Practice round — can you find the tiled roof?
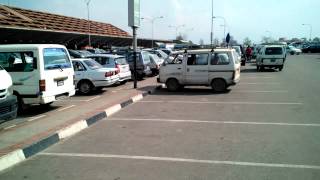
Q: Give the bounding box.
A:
[0,5,130,38]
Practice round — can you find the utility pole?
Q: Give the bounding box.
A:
[141,16,163,49]
[86,0,92,47]
[210,0,213,47]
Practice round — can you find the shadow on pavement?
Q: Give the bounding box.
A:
[18,104,61,117]
[241,68,277,73]
[150,87,231,96]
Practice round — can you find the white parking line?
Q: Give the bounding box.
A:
[28,115,46,122]
[233,90,288,93]
[40,152,320,170]
[57,105,76,112]
[4,124,17,130]
[240,82,280,85]
[85,96,101,102]
[108,118,320,127]
[139,100,303,105]
[241,77,273,79]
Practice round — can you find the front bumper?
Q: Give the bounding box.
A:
[0,95,18,120]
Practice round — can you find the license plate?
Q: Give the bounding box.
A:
[57,80,64,86]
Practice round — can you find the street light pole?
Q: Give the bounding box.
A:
[141,16,163,48]
[213,16,226,42]
[210,0,213,47]
[302,24,312,41]
[86,0,92,47]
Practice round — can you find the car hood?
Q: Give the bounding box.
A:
[0,70,12,89]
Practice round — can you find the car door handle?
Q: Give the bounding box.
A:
[177,68,182,70]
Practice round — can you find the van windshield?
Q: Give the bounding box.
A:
[44,48,72,70]
[265,47,283,55]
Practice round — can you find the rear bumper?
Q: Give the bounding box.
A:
[118,71,132,82]
[0,95,18,120]
[93,77,119,87]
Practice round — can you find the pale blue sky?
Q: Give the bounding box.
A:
[0,0,319,44]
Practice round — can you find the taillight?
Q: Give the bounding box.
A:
[116,64,120,74]
[105,71,114,77]
[39,80,46,92]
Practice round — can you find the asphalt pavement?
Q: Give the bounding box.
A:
[1,54,320,180]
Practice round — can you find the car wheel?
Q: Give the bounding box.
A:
[78,81,93,95]
[17,95,27,114]
[290,51,295,55]
[279,65,283,71]
[257,66,260,71]
[166,79,180,92]
[211,79,227,92]
[119,80,127,85]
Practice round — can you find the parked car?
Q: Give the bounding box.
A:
[286,45,302,55]
[86,48,109,54]
[0,44,76,111]
[145,49,168,60]
[149,54,164,75]
[68,49,93,58]
[0,65,17,120]
[158,48,241,92]
[125,51,153,80]
[302,44,320,53]
[72,58,119,94]
[87,54,131,84]
[159,48,173,55]
[256,45,286,71]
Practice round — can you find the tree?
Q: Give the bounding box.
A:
[243,37,252,46]
[199,39,204,45]
[301,38,307,42]
[176,34,184,41]
[313,37,320,42]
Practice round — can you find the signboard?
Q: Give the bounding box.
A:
[128,0,140,27]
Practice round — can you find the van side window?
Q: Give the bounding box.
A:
[0,52,35,72]
[187,54,208,65]
[72,61,86,71]
[211,53,230,65]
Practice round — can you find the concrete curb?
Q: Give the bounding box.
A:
[0,85,161,172]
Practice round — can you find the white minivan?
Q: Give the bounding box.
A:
[0,44,75,110]
[158,49,241,92]
[0,65,17,120]
[256,45,286,71]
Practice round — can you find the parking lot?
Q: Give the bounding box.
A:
[0,54,319,179]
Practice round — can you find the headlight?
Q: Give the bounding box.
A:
[8,85,13,95]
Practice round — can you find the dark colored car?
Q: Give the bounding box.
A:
[302,45,320,53]
[124,51,153,79]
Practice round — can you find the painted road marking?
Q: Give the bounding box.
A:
[139,100,303,105]
[28,115,46,122]
[58,96,101,102]
[233,90,288,93]
[241,77,273,79]
[85,96,101,102]
[40,152,320,170]
[57,105,76,112]
[240,82,281,85]
[108,118,320,127]
[4,124,16,130]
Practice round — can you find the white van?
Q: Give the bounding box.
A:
[0,44,75,110]
[158,49,241,92]
[256,45,286,71]
[0,65,17,120]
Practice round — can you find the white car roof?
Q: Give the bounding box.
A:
[87,54,124,58]
[0,44,66,50]
[172,48,235,54]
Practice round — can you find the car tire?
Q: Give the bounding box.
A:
[166,78,180,92]
[119,80,127,85]
[78,81,93,95]
[17,95,27,114]
[279,66,283,71]
[211,79,227,92]
[257,66,260,71]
